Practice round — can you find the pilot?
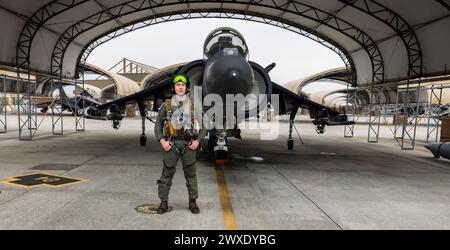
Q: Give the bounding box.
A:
[154,74,207,214]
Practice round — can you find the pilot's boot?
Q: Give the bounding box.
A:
[189,199,200,214]
[157,201,172,214]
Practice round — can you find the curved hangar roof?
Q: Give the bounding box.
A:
[83,63,139,97]
[284,67,350,93]
[0,0,449,87]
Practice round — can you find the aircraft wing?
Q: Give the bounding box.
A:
[271,82,354,127]
[86,79,172,119]
[86,64,353,130]
[97,81,169,110]
[87,62,189,117]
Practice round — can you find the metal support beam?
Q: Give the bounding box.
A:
[51,79,63,135]
[344,78,357,138]
[16,74,37,140]
[435,0,450,11]
[367,85,381,143]
[0,75,7,133]
[393,86,403,141]
[340,0,423,79]
[75,64,86,132]
[379,90,399,139]
[16,0,89,73]
[426,84,443,143]
[397,82,422,150]
[13,0,91,140]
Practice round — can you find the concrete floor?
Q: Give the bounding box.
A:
[0,114,449,229]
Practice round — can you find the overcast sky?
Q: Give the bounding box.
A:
[87,18,345,93]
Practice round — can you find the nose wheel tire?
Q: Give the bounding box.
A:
[140,134,147,146]
[208,136,217,151]
[287,139,294,150]
[215,150,230,165]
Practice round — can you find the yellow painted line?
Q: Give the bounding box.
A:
[215,165,238,230]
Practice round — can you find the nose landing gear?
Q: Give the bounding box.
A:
[210,130,230,165]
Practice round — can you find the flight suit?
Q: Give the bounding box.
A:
[154,95,207,202]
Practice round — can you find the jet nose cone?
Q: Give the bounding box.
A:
[202,54,253,97]
[424,143,441,158]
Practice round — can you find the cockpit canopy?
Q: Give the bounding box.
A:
[203,27,249,59]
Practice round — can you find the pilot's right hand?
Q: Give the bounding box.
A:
[160,139,172,152]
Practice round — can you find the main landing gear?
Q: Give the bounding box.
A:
[287,108,298,150]
[138,102,148,146]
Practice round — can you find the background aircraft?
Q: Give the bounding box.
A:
[38,89,102,116]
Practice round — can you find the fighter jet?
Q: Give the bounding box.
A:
[38,89,102,116]
[87,27,353,161]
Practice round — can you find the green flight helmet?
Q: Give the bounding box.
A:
[172,74,190,93]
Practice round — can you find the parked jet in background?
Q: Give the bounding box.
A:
[38,90,102,116]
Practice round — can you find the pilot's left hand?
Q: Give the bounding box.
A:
[189,139,200,150]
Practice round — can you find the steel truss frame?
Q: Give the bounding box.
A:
[75,64,86,132]
[51,77,85,134]
[46,0,384,83]
[393,83,422,150]
[383,83,449,145]
[426,84,443,143]
[378,88,399,132]
[339,0,424,146]
[345,75,357,138]
[339,0,422,79]
[435,0,450,11]
[367,85,383,142]
[15,74,38,140]
[16,0,89,73]
[322,88,370,106]
[78,11,355,83]
[347,82,435,150]
[14,1,86,139]
[366,84,425,149]
[15,0,89,139]
[0,75,6,133]
[105,58,157,74]
[367,87,401,143]
[367,86,397,143]
[50,78,63,135]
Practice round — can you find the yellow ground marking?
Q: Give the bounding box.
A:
[215,165,238,230]
[0,172,88,188]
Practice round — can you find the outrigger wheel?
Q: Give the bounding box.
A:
[316,124,325,134]
[287,139,294,150]
[140,134,147,146]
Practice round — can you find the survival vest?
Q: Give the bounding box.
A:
[162,98,198,140]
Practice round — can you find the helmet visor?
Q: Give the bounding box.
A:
[173,75,188,85]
